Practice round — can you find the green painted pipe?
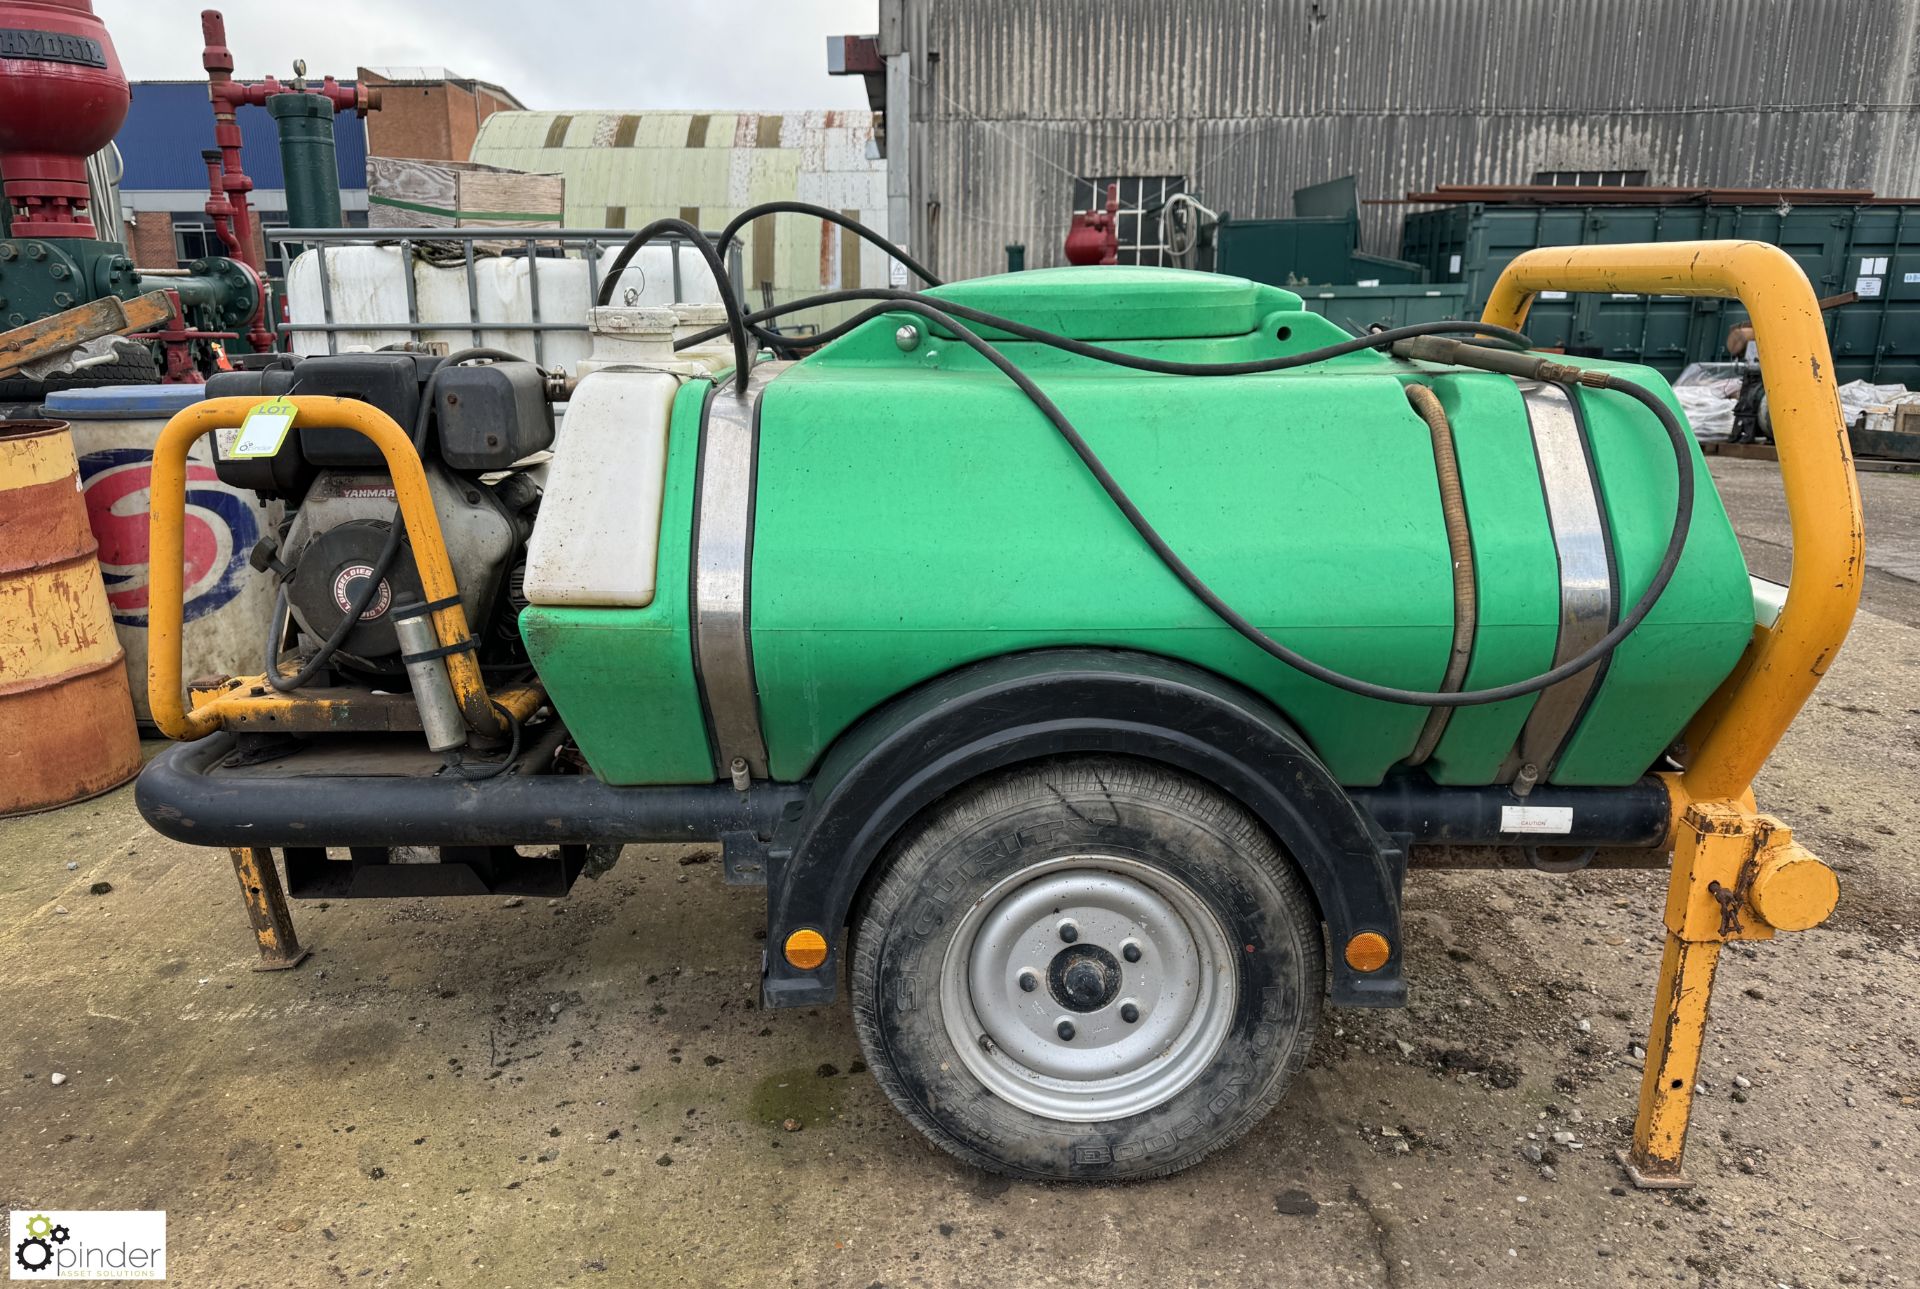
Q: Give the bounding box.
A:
[267,92,342,252]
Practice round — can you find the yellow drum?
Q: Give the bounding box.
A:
[0,419,141,815]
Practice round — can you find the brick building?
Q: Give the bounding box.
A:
[358,67,525,169]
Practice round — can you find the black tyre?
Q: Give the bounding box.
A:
[851,756,1324,1180]
[0,342,161,403]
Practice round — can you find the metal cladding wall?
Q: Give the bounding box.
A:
[889,0,1920,280]
[470,109,887,316]
[114,81,367,195]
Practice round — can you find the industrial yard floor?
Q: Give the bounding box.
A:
[3,457,1916,1288]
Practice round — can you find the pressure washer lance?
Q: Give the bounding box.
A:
[390,599,468,755]
[1387,334,1618,389]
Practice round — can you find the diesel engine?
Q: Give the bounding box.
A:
[208,351,552,682]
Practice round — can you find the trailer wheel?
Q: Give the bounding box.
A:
[850,756,1323,1180]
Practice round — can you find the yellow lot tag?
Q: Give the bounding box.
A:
[227,399,297,458]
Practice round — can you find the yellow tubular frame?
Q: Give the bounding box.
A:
[147,395,507,742]
[1482,241,1862,1188]
[1482,240,1864,807]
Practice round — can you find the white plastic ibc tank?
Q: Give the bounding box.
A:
[285,242,722,372]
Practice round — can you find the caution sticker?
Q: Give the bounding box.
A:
[1500,804,1574,835]
[225,399,297,458]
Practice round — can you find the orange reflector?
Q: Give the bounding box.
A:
[1344,932,1392,973]
[783,928,829,970]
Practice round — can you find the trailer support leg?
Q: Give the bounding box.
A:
[1617,801,1836,1189]
[1619,934,1721,1187]
[229,846,310,970]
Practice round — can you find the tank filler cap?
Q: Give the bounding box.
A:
[586,306,678,366]
[671,303,727,326]
[671,303,732,347]
[589,306,677,336]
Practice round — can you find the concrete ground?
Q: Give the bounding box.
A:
[2,456,1915,1288]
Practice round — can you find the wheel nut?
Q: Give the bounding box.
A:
[1122,941,1142,963]
[1018,970,1038,993]
[1120,1002,1140,1024]
[1056,1020,1076,1041]
[1058,921,1078,943]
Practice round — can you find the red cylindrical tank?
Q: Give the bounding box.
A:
[0,0,129,238]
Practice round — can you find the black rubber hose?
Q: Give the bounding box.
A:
[713,200,943,288]
[669,203,1527,368]
[264,346,526,693]
[812,298,1694,709]
[591,217,752,393]
[678,286,1535,374]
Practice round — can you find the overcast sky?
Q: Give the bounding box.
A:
[94,1,879,112]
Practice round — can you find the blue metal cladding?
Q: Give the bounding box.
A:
[113,81,368,194]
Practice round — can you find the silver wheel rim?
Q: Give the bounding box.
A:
[939,854,1238,1122]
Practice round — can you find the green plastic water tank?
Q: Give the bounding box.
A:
[523,268,1754,791]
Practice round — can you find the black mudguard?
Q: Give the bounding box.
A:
[762,648,1407,1010]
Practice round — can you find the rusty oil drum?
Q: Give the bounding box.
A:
[0,420,142,815]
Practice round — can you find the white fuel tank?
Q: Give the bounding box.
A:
[521,368,679,607]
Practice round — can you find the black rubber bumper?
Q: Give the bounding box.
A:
[135,733,803,850]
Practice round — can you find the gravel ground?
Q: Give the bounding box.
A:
[1,457,1915,1287]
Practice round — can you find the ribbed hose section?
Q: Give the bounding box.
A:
[1405,383,1478,765]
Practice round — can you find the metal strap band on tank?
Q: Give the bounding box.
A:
[691,360,789,781]
[1503,380,1617,786]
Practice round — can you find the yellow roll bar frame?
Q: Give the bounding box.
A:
[147,395,507,742]
[1482,240,1864,806]
[1482,241,1862,1188]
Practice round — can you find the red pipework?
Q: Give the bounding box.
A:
[198,8,380,276]
[155,288,205,385]
[1065,183,1121,267]
[195,143,273,352]
[199,148,240,258]
[200,8,260,273]
[197,8,378,350]
[0,0,130,237]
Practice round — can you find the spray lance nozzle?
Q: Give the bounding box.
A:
[1390,334,1615,388]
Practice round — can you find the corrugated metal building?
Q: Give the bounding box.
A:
[469,109,887,313]
[871,0,1920,280]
